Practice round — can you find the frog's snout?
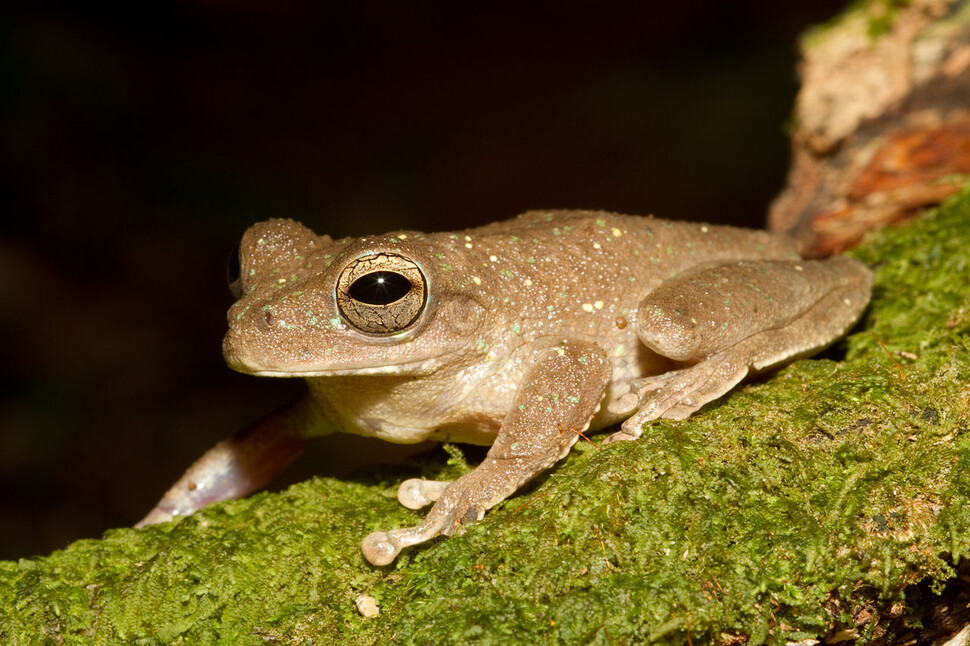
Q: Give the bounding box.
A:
[221,326,251,373]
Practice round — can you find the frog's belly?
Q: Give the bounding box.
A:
[441,338,677,440]
[311,337,674,445]
[427,417,502,445]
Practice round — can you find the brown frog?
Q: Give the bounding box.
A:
[137,210,872,565]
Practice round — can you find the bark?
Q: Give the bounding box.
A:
[770,0,970,257]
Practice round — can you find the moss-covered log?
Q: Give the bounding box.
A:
[4,187,970,643]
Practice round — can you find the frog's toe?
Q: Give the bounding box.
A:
[361,531,400,566]
[397,478,451,510]
[361,505,455,565]
[604,425,641,444]
[630,373,671,394]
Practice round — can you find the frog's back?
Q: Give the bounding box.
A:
[457,210,799,279]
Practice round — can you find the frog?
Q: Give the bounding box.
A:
[136,210,872,566]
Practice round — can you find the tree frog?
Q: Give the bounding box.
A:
[137,211,871,566]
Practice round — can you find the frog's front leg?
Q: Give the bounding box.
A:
[610,256,872,442]
[360,339,611,566]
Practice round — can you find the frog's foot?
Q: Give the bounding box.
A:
[362,456,530,565]
[610,349,750,442]
[362,479,488,566]
[397,478,452,510]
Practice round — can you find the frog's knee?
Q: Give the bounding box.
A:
[635,296,709,362]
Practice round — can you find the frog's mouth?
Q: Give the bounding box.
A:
[221,332,449,378]
[233,360,442,379]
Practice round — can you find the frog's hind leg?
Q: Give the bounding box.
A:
[608,256,872,443]
[135,396,322,527]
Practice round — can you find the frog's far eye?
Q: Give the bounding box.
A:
[228,241,244,300]
[337,253,427,335]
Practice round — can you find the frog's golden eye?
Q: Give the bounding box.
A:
[336,253,427,335]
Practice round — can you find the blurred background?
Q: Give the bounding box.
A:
[0,0,847,560]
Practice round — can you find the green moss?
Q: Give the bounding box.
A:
[4,188,970,644]
[800,0,915,49]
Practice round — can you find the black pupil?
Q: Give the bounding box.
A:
[348,271,412,305]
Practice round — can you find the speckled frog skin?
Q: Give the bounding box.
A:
[138,210,872,565]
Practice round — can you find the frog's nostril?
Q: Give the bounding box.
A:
[263,310,277,327]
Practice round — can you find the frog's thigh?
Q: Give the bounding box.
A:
[636,257,871,363]
[615,257,871,438]
[360,339,611,566]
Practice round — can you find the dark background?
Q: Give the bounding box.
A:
[0,0,846,560]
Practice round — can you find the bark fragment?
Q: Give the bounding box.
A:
[770,0,970,257]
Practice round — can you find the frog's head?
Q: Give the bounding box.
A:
[223,219,487,377]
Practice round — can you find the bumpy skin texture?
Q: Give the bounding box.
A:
[138,210,872,565]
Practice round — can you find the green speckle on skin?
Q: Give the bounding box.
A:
[329,317,340,327]
[440,263,452,272]
[249,268,256,276]
[499,269,514,279]
[511,323,522,334]
[308,316,319,326]
[8,188,970,644]
[596,218,606,227]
